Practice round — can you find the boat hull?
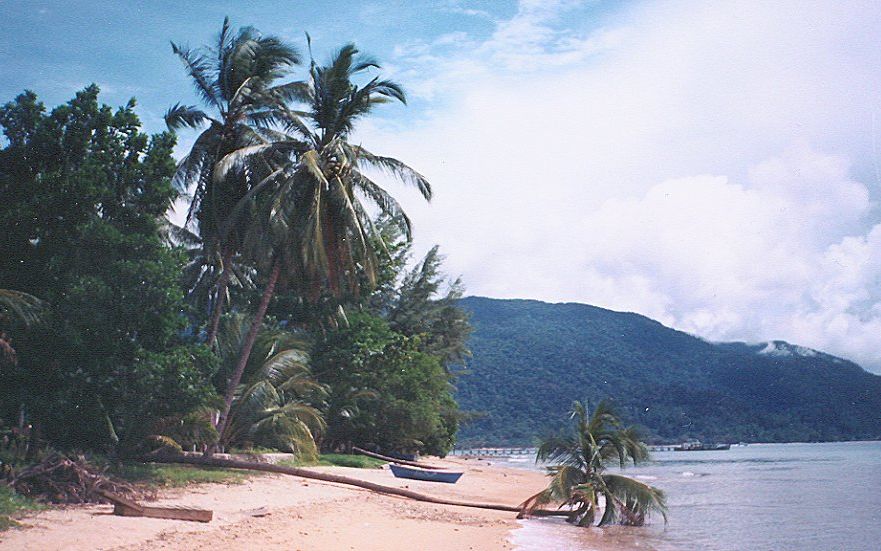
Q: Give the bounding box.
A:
[389,464,463,484]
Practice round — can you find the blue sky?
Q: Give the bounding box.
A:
[6,1,881,372]
[1,1,530,130]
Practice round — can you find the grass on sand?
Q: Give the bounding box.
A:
[279,453,387,469]
[113,453,385,488]
[110,463,250,488]
[0,485,43,531]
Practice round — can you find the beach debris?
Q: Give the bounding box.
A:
[7,452,141,504]
[98,490,213,522]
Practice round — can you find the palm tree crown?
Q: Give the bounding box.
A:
[223,40,432,299]
[166,18,302,342]
[520,400,667,527]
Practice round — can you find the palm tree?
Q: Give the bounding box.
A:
[215,315,325,459]
[168,222,256,319]
[210,42,432,447]
[165,18,302,345]
[0,289,44,365]
[519,400,667,527]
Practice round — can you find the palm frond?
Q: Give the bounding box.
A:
[165,103,211,131]
[354,148,431,200]
[599,474,667,526]
[0,289,45,326]
[171,42,221,109]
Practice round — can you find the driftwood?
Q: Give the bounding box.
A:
[9,453,142,504]
[98,490,212,523]
[351,446,444,470]
[146,453,569,517]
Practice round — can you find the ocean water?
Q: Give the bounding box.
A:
[507,441,881,551]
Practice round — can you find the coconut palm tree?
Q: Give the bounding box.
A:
[519,400,667,527]
[215,314,325,459]
[210,42,432,447]
[167,221,256,319]
[165,18,302,345]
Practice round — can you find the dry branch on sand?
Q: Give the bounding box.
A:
[7,453,143,504]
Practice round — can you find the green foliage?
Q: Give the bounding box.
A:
[455,297,881,445]
[0,486,42,531]
[166,17,303,330]
[311,313,458,456]
[216,315,325,458]
[0,87,217,453]
[522,400,666,527]
[278,453,386,469]
[0,25,467,464]
[365,221,471,368]
[110,463,248,487]
[217,41,432,301]
[318,453,386,468]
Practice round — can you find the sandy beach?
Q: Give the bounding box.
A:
[0,457,554,551]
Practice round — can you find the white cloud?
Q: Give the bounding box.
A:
[364,0,881,371]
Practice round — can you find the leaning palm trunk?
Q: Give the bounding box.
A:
[210,260,282,454]
[147,453,570,517]
[205,248,235,346]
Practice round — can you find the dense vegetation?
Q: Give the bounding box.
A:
[0,18,468,468]
[0,87,216,453]
[455,297,881,445]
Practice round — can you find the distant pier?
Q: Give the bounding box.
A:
[450,447,537,457]
[648,444,680,451]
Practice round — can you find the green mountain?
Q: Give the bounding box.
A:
[453,297,881,446]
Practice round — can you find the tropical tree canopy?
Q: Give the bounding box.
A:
[0,289,44,366]
[205,38,437,451]
[0,87,217,453]
[520,400,667,527]
[221,41,432,300]
[311,313,458,456]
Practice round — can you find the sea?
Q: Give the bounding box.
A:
[504,441,881,551]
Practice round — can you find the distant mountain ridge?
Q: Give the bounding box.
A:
[453,297,881,446]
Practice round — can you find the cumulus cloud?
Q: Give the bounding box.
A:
[365,0,881,371]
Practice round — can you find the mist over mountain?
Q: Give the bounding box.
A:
[453,297,881,446]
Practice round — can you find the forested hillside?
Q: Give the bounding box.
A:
[454,297,881,445]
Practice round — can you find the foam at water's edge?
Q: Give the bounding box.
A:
[508,518,602,551]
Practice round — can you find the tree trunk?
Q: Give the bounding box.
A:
[205,248,235,347]
[208,260,281,455]
[146,453,570,517]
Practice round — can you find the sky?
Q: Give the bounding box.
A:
[4,0,881,372]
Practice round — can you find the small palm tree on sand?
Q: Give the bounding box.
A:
[519,400,667,527]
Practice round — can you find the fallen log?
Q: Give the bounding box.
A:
[145,453,568,518]
[98,490,213,523]
[351,446,444,470]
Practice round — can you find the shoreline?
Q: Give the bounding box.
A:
[0,457,559,551]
